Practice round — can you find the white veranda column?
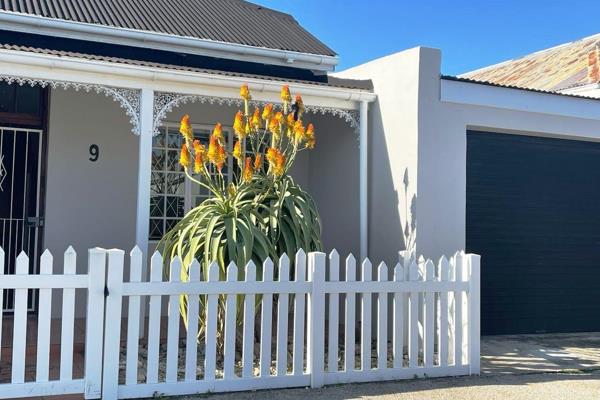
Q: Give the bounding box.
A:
[135,87,154,334]
[359,100,369,261]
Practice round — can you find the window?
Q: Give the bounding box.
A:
[149,123,235,241]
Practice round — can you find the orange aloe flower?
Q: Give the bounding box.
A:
[254,154,263,170]
[240,84,251,101]
[233,140,242,161]
[194,152,204,174]
[286,113,296,138]
[266,147,278,164]
[233,111,245,137]
[208,135,226,171]
[262,103,273,121]
[280,85,292,103]
[179,143,191,168]
[179,114,193,140]
[243,157,253,183]
[212,122,224,142]
[251,108,261,130]
[305,123,316,149]
[273,152,286,177]
[295,94,305,119]
[293,120,305,144]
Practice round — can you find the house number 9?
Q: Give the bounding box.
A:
[89,144,99,162]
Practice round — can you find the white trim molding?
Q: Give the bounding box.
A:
[0,74,141,135]
[153,92,360,137]
[441,78,600,121]
[0,11,339,72]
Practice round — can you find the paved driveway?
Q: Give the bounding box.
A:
[180,332,600,400]
[481,332,600,374]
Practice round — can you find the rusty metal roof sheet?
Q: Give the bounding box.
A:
[462,34,600,91]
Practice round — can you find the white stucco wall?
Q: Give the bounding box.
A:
[336,48,422,265]
[45,88,138,315]
[341,47,600,262]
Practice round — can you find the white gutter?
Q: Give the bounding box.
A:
[0,11,339,72]
[359,100,369,262]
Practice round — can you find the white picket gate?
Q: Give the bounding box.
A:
[0,247,105,399]
[0,246,480,399]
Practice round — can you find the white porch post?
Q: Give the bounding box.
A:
[359,100,369,262]
[136,87,154,334]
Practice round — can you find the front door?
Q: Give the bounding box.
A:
[0,82,47,312]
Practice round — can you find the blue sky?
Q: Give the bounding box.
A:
[255,0,600,75]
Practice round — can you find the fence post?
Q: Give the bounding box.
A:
[102,249,125,399]
[308,252,326,388]
[468,254,481,375]
[84,248,107,399]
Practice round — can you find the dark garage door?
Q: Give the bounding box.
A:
[466,130,600,335]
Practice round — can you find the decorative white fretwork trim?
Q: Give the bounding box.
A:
[153,92,360,137]
[0,75,141,135]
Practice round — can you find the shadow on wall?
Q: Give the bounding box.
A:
[367,101,416,265]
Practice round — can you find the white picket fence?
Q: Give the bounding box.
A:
[0,246,480,399]
[0,247,105,399]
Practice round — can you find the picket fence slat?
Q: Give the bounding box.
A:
[439,256,450,367]
[455,253,464,367]
[60,247,77,381]
[12,252,28,384]
[0,245,480,400]
[146,252,163,384]
[408,260,419,368]
[242,261,256,378]
[377,263,388,370]
[276,255,290,376]
[260,259,274,378]
[166,258,181,383]
[392,263,404,369]
[344,255,356,372]
[292,250,306,376]
[223,262,237,380]
[205,262,220,380]
[360,259,372,371]
[126,247,143,385]
[36,250,53,383]
[184,260,200,382]
[424,260,435,368]
[327,250,340,372]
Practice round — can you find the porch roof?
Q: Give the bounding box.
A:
[0,42,372,92]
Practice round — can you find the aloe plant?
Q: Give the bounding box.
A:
[157,84,322,343]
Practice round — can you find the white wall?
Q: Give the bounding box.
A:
[341,47,600,262]
[45,88,138,315]
[336,48,422,265]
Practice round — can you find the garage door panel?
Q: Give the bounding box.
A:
[466,131,600,335]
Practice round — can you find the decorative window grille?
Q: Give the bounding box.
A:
[149,123,236,241]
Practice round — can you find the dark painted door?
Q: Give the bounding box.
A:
[466,131,600,335]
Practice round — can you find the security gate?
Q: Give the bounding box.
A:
[0,127,45,312]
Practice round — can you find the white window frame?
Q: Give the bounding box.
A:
[149,122,235,242]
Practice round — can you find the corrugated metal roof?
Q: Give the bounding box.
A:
[461,33,600,91]
[0,0,336,56]
[0,42,371,90]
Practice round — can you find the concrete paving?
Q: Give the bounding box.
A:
[481,332,600,375]
[179,332,600,400]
